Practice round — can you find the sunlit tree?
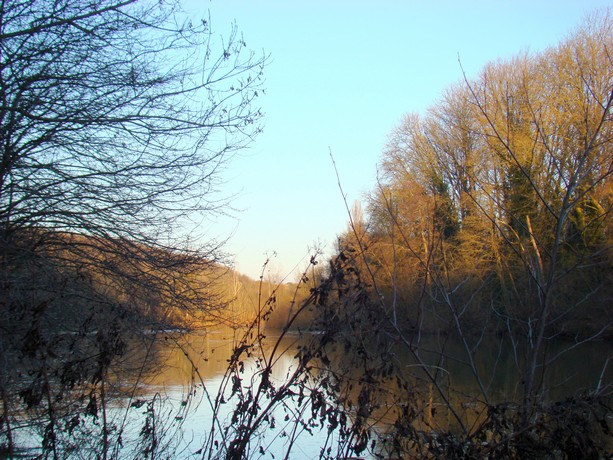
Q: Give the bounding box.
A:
[361,8,613,440]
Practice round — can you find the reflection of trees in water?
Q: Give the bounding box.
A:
[303,238,613,458]
[142,329,243,388]
[322,331,613,436]
[98,279,613,459]
[5,269,611,459]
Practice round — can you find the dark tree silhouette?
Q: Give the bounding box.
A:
[0,1,266,456]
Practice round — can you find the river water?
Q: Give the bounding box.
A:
[108,327,613,459]
[8,327,613,458]
[113,328,343,459]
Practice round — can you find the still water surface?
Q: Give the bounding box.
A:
[117,328,613,458]
[123,329,335,459]
[12,327,611,458]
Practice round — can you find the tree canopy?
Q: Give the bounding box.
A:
[333,8,613,420]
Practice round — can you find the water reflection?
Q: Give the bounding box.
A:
[112,329,610,456]
[7,325,611,458]
[120,328,329,459]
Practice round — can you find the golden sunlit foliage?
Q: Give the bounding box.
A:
[323,12,613,446]
[340,10,612,338]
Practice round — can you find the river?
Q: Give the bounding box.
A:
[109,327,613,458]
[7,327,613,458]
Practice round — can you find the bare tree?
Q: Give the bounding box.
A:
[0,0,264,247]
[0,0,266,456]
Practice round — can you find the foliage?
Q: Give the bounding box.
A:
[358,9,613,340]
[1,4,611,460]
[325,9,613,458]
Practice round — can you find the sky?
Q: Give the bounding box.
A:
[184,0,611,281]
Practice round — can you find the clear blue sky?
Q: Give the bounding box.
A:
[185,0,610,280]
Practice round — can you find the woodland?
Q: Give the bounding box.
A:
[339,10,612,340]
[0,1,611,458]
[318,10,613,457]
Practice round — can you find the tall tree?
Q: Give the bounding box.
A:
[363,8,612,433]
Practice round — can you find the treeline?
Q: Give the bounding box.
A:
[337,11,612,338]
[291,14,613,456]
[214,265,318,330]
